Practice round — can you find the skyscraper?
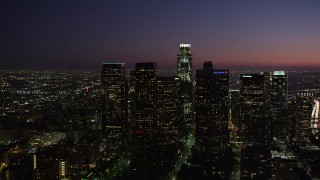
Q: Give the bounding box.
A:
[194,62,229,164]
[212,68,229,149]
[156,76,182,173]
[177,43,193,135]
[270,71,288,109]
[269,71,288,140]
[101,63,127,158]
[131,62,157,176]
[230,89,240,139]
[295,91,313,144]
[177,43,193,83]
[311,99,320,139]
[156,76,182,145]
[263,72,272,107]
[263,72,272,125]
[239,74,267,142]
[134,62,157,132]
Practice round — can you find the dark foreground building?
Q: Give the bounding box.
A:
[239,74,267,142]
[241,144,271,179]
[194,62,229,165]
[101,63,128,159]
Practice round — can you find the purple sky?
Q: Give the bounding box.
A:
[1,0,320,70]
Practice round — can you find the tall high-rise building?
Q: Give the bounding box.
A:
[230,89,240,139]
[127,71,136,143]
[177,43,193,135]
[263,72,272,110]
[295,91,313,144]
[311,99,320,139]
[265,71,288,140]
[134,62,157,131]
[263,72,272,125]
[212,68,229,150]
[194,62,229,164]
[131,62,157,174]
[270,71,288,109]
[101,63,127,158]
[239,74,267,142]
[177,43,193,83]
[156,76,182,171]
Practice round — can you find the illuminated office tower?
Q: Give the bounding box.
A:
[263,72,272,122]
[134,62,157,131]
[131,62,157,173]
[269,71,288,140]
[101,63,127,158]
[295,91,313,144]
[271,71,288,109]
[230,90,240,138]
[311,99,320,139]
[212,68,229,151]
[156,77,182,170]
[126,71,136,143]
[177,43,193,83]
[177,43,193,135]
[195,62,229,164]
[239,74,267,142]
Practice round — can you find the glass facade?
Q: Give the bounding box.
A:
[101,63,127,158]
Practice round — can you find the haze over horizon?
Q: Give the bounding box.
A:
[1,0,320,70]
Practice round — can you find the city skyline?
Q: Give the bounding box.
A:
[1,48,320,178]
[1,0,320,70]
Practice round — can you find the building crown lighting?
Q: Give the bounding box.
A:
[273,71,285,76]
[180,43,191,48]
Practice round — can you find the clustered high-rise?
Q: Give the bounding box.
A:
[101,45,318,180]
[1,46,319,179]
[101,44,231,178]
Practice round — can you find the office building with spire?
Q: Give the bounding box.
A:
[177,43,193,135]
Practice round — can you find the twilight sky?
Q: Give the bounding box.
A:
[1,0,320,70]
